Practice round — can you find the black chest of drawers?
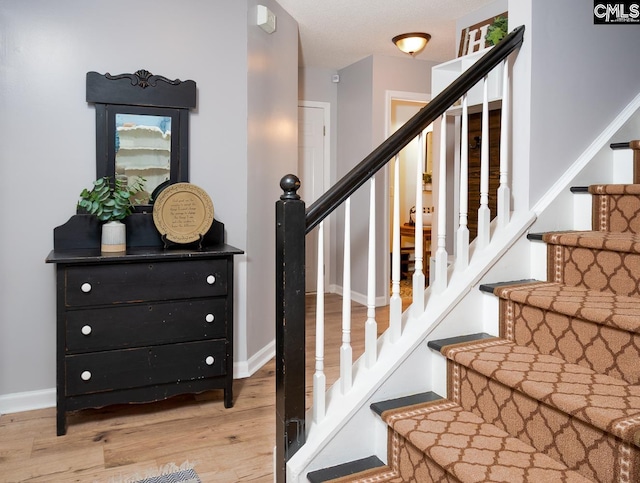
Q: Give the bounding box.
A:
[46,214,242,435]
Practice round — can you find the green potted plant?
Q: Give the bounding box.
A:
[485,15,508,46]
[78,176,145,253]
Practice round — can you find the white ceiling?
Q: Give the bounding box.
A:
[275,0,497,70]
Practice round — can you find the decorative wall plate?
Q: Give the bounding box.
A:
[152,183,214,244]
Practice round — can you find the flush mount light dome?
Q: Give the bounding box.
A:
[392,32,431,56]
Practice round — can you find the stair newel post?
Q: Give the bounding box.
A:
[275,174,306,482]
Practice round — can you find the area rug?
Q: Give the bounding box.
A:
[134,468,200,483]
[108,462,200,483]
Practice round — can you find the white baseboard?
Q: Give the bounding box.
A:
[234,339,275,379]
[0,388,56,415]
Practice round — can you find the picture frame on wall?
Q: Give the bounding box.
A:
[458,12,508,57]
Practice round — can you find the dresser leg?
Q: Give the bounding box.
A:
[56,407,67,436]
[224,384,233,408]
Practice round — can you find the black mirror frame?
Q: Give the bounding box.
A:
[86,69,196,209]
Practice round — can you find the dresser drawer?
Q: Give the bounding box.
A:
[65,339,227,396]
[65,299,227,353]
[64,259,228,307]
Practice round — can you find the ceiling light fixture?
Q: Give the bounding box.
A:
[392,32,431,56]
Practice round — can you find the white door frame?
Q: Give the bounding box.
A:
[299,100,331,291]
[383,90,430,300]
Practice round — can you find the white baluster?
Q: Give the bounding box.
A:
[365,177,377,368]
[340,199,353,393]
[477,75,491,249]
[389,156,402,342]
[498,57,511,228]
[433,115,449,293]
[412,131,425,314]
[313,221,326,423]
[457,94,470,270]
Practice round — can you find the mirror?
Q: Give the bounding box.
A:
[87,70,196,209]
[115,113,171,203]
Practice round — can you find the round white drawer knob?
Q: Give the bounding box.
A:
[81,371,92,381]
[81,325,92,336]
[205,313,215,323]
[206,275,216,285]
[81,283,92,293]
[205,356,215,366]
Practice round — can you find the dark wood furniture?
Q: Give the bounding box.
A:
[46,214,243,436]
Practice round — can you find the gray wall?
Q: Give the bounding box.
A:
[527,0,640,207]
[246,0,298,366]
[0,0,297,408]
[508,0,640,211]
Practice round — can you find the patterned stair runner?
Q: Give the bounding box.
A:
[493,280,640,384]
[440,337,640,482]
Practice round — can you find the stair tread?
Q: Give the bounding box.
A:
[542,230,640,253]
[381,398,592,482]
[590,183,640,195]
[307,456,388,483]
[427,333,495,353]
[370,391,442,416]
[438,337,640,447]
[490,280,640,334]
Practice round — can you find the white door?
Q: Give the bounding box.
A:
[298,104,326,292]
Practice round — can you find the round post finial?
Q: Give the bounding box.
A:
[280,174,301,200]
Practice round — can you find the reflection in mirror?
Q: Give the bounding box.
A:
[115,114,172,204]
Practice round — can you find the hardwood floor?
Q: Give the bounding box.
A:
[0,293,398,482]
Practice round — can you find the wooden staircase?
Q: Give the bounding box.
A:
[308,182,640,482]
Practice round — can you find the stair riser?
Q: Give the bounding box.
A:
[448,361,640,483]
[500,300,640,384]
[547,245,640,296]
[389,430,460,483]
[592,193,640,233]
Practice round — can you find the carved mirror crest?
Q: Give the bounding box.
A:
[86,69,196,209]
